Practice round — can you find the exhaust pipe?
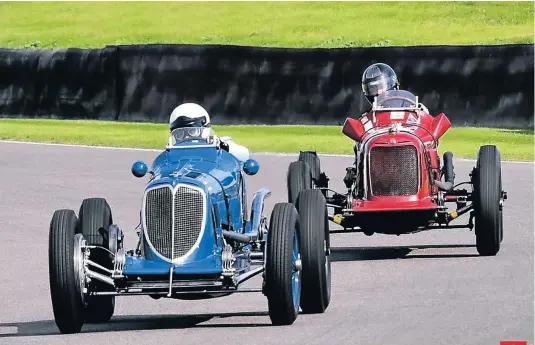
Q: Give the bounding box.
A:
[436,151,455,191]
[222,230,256,243]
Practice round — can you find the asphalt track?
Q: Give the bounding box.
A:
[0,141,533,345]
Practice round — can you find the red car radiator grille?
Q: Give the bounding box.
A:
[368,145,419,196]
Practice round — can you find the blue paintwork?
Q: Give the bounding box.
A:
[123,143,265,278]
[243,158,260,176]
[131,160,148,178]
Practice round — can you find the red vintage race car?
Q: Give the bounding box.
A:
[287,90,507,256]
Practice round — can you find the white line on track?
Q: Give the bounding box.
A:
[0,139,532,165]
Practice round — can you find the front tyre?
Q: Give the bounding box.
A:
[473,145,503,256]
[49,209,85,334]
[297,189,331,314]
[265,203,301,326]
[78,198,115,323]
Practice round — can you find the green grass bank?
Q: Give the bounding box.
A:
[0,119,532,161]
[1,1,533,49]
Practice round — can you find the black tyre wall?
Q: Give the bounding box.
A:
[474,145,502,256]
[48,209,85,334]
[287,161,313,205]
[298,151,321,183]
[265,202,301,325]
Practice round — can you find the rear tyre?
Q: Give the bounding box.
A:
[473,145,503,256]
[49,209,85,334]
[265,203,301,326]
[296,189,331,314]
[298,151,321,184]
[287,161,313,205]
[78,198,115,323]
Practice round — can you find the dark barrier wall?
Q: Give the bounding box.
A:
[1,43,533,127]
[0,47,117,120]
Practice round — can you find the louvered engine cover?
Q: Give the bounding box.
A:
[368,145,419,196]
[143,185,205,261]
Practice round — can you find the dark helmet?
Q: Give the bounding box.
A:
[361,63,400,104]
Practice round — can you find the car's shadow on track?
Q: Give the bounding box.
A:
[331,244,480,262]
[0,311,273,337]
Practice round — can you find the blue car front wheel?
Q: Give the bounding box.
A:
[265,202,302,326]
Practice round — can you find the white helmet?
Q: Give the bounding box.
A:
[169,103,211,131]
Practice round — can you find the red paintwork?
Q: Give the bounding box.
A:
[342,108,452,215]
[351,197,437,212]
[342,117,366,143]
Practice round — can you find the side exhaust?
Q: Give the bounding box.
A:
[436,151,455,191]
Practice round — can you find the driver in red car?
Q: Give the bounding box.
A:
[348,63,434,170]
[360,62,429,116]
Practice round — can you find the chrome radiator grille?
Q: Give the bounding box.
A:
[144,187,173,259]
[173,186,204,257]
[368,145,419,196]
[143,185,205,261]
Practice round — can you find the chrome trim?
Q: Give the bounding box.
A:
[85,268,115,287]
[73,233,88,304]
[142,184,173,264]
[240,171,248,221]
[371,95,420,113]
[86,259,113,274]
[142,183,207,264]
[222,244,235,277]
[250,188,271,235]
[167,266,173,297]
[113,248,126,278]
[165,143,217,150]
[172,183,207,264]
[108,224,122,255]
[91,288,263,296]
[235,266,264,285]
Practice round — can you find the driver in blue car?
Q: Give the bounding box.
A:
[360,62,429,115]
[168,102,251,163]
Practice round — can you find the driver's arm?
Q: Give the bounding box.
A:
[219,136,250,163]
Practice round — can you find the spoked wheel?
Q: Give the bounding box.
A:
[287,161,313,205]
[265,203,302,326]
[473,145,504,256]
[296,189,331,314]
[49,209,87,334]
[78,198,115,323]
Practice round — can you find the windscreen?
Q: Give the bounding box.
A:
[169,127,217,146]
[375,90,418,108]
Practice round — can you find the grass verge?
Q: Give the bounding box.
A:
[1,2,533,49]
[0,119,532,161]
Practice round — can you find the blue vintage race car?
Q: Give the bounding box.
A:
[48,127,332,334]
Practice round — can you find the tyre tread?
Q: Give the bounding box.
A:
[475,145,502,256]
[266,203,299,325]
[296,189,331,314]
[287,161,312,205]
[49,209,85,334]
